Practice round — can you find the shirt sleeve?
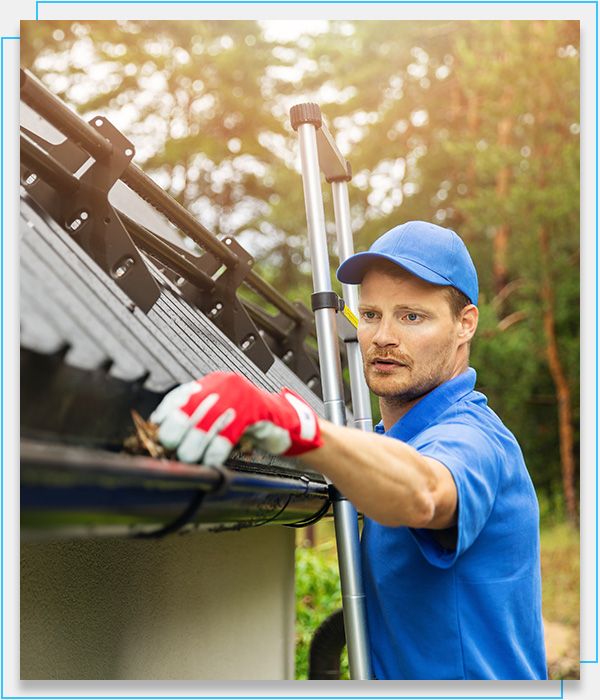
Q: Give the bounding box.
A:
[408,420,502,568]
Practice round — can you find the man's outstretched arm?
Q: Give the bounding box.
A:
[151,372,457,530]
[300,418,457,529]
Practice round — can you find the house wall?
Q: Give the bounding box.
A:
[20,526,296,680]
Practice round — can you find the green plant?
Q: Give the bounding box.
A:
[295,542,349,680]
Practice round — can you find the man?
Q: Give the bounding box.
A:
[151,221,547,680]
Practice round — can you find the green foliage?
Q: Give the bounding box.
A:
[538,491,568,528]
[471,300,563,499]
[295,543,349,680]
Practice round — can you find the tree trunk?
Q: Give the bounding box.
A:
[493,113,512,298]
[466,92,479,193]
[538,225,578,524]
[493,22,514,300]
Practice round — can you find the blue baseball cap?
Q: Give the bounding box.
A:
[336,220,479,305]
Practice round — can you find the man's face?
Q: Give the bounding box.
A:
[357,262,463,405]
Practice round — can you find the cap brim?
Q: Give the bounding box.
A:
[336,251,453,288]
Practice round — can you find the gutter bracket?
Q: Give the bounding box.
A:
[133,464,231,538]
[134,488,207,539]
[285,496,332,528]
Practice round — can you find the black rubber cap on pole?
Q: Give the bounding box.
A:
[290,103,322,131]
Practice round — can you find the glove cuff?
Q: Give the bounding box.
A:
[279,388,323,455]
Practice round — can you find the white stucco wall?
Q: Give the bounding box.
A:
[21,526,296,680]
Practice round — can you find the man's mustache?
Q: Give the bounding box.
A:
[365,351,412,368]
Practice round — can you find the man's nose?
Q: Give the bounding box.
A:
[371,317,399,347]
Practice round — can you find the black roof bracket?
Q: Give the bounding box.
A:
[21,117,161,313]
[179,236,275,373]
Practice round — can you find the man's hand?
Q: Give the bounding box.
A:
[150,372,322,466]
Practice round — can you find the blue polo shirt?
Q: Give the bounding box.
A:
[362,368,547,680]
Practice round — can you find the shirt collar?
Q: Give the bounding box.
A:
[374,367,477,442]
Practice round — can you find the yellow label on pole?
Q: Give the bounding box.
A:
[342,305,359,329]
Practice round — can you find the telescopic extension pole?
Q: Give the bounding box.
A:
[290,103,372,680]
[330,174,374,435]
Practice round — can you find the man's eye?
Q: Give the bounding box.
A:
[405,313,420,322]
[361,311,377,320]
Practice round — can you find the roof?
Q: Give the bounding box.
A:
[20,70,334,538]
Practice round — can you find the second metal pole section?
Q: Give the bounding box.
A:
[290,103,372,680]
[330,173,374,435]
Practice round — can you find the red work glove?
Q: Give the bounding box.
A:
[150,372,323,466]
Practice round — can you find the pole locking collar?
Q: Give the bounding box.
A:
[311,291,340,312]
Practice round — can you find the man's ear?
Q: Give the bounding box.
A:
[458,304,479,343]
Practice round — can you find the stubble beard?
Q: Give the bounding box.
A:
[364,349,455,410]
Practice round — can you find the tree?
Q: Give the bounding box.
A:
[448,20,580,521]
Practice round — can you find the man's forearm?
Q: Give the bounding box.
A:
[298,419,456,528]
